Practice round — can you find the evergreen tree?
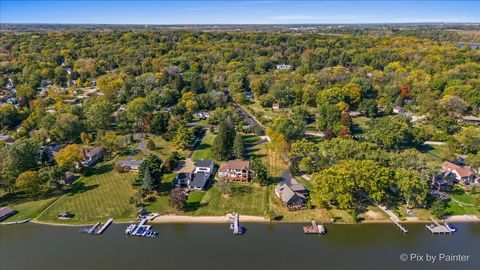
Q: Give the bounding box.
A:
[233,132,244,159]
[250,158,270,185]
[212,118,235,160]
[141,168,154,194]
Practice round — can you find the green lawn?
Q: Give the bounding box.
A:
[446,187,480,216]
[193,183,269,216]
[191,131,216,161]
[2,197,59,222]
[247,136,289,177]
[36,170,138,224]
[148,134,187,159]
[351,116,370,135]
[422,144,449,164]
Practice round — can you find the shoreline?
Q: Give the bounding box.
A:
[11,214,478,227]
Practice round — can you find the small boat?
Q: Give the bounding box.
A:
[445,223,457,232]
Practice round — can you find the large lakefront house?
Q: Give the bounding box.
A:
[441,161,475,185]
[174,160,215,190]
[218,160,250,182]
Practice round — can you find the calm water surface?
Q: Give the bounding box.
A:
[1,223,479,270]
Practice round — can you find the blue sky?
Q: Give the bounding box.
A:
[1,1,479,24]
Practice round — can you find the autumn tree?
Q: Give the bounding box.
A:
[172,125,193,150]
[16,170,41,194]
[55,144,83,169]
[96,73,124,99]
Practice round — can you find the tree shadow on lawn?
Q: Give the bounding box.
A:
[65,182,100,196]
[0,189,61,207]
[80,163,113,177]
[231,185,253,196]
[194,143,211,151]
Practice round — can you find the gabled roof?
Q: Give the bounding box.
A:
[442,161,473,178]
[118,159,143,167]
[195,159,214,168]
[84,147,104,158]
[189,172,208,189]
[0,206,15,217]
[275,183,307,204]
[462,115,480,121]
[219,160,249,172]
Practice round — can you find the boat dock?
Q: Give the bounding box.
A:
[87,222,101,234]
[390,217,408,234]
[125,218,158,237]
[376,204,408,234]
[426,218,452,234]
[228,213,244,235]
[303,220,326,234]
[95,218,113,234]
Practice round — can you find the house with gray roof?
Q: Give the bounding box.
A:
[174,160,215,190]
[116,159,143,171]
[274,171,309,210]
[0,206,17,222]
[82,147,104,167]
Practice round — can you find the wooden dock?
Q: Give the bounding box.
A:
[390,217,408,234]
[95,218,113,234]
[376,204,408,234]
[303,220,326,234]
[426,218,452,234]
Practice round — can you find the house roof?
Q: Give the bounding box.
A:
[85,147,104,158]
[275,183,307,204]
[280,171,299,185]
[0,206,15,217]
[50,144,66,153]
[195,159,214,168]
[189,172,208,189]
[219,160,249,172]
[0,135,13,143]
[442,161,473,178]
[462,115,480,121]
[118,160,143,167]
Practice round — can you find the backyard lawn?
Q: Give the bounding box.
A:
[2,197,59,222]
[149,134,187,159]
[193,183,269,216]
[36,170,138,224]
[191,131,216,161]
[446,187,480,216]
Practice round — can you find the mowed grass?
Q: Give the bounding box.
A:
[247,136,289,177]
[192,131,216,161]
[446,187,480,216]
[149,134,187,159]
[36,171,138,224]
[193,183,269,216]
[3,197,59,222]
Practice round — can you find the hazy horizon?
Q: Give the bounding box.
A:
[1,1,479,25]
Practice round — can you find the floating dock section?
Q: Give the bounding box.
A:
[426,218,452,234]
[229,213,244,235]
[125,218,158,237]
[87,222,101,234]
[95,218,113,235]
[303,220,326,234]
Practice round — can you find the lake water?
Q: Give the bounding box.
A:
[1,222,479,270]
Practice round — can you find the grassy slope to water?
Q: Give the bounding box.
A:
[36,171,137,224]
